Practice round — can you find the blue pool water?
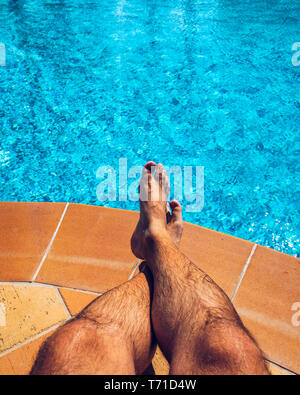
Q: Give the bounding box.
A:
[0,0,299,256]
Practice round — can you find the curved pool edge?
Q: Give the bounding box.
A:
[0,202,299,375]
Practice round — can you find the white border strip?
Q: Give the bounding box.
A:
[266,360,296,376]
[0,321,64,358]
[231,244,257,302]
[32,203,69,282]
[54,287,72,319]
[128,260,141,281]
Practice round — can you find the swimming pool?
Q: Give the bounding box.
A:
[0,0,299,256]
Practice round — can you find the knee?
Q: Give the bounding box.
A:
[201,321,268,375]
[31,318,99,375]
[48,318,98,353]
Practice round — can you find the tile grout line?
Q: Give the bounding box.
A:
[31,202,69,282]
[231,244,257,302]
[57,285,102,296]
[0,321,65,359]
[128,260,141,281]
[55,287,72,319]
[0,281,102,296]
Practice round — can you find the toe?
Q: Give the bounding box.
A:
[169,200,182,222]
[140,162,156,201]
[144,161,156,172]
[154,163,164,182]
[162,171,170,196]
[166,203,172,224]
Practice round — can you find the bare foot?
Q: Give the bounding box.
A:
[131,162,183,260]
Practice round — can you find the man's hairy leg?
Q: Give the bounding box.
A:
[31,193,183,375]
[131,162,270,375]
[30,267,156,375]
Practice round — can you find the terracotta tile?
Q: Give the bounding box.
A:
[0,330,55,375]
[0,355,14,375]
[0,284,68,352]
[0,202,66,281]
[59,288,99,316]
[234,246,300,373]
[152,347,170,375]
[37,204,138,292]
[180,222,255,297]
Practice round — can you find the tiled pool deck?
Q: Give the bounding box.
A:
[0,202,299,375]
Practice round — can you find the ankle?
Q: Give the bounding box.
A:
[147,222,169,240]
[144,226,172,258]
